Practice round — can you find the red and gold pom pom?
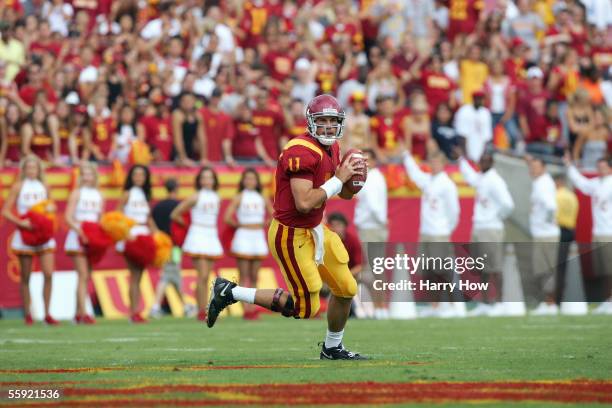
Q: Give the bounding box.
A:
[152,231,173,267]
[100,211,136,242]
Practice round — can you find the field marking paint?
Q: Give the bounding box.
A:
[3,380,611,407]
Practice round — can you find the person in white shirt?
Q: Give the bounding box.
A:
[354,149,389,319]
[458,149,515,316]
[404,150,461,317]
[1,155,58,325]
[564,154,612,314]
[404,151,460,240]
[454,91,493,162]
[171,167,224,322]
[117,165,158,324]
[42,0,74,37]
[140,3,181,41]
[223,168,274,320]
[290,58,318,105]
[526,155,561,315]
[64,162,104,325]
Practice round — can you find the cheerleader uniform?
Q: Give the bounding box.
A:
[11,179,56,254]
[116,187,150,253]
[182,190,223,259]
[64,187,104,255]
[230,190,268,259]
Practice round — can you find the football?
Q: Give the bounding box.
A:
[340,148,367,194]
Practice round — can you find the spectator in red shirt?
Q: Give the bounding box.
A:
[236,0,279,50]
[21,103,60,164]
[251,87,285,161]
[227,100,274,166]
[199,88,235,163]
[327,212,363,277]
[262,30,294,87]
[518,67,554,156]
[370,94,405,163]
[415,53,458,113]
[29,21,62,57]
[447,0,484,41]
[18,63,57,107]
[88,94,115,162]
[403,94,433,161]
[504,38,529,86]
[137,88,173,162]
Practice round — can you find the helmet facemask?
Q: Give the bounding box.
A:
[306,110,346,146]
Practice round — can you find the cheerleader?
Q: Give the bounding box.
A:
[64,162,104,324]
[117,164,157,323]
[1,155,58,325]
[171,167,222,321]
[223,168,273,320]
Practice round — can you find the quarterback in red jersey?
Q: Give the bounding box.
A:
[207,95,368,360]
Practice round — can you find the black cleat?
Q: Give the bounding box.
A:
[206,277,237,328]
[319,342,369,360]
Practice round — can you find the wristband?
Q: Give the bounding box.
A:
[320,176,343,199]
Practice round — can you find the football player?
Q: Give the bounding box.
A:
[206,95,368,360]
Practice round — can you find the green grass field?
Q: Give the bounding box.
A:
[1,314,611,407]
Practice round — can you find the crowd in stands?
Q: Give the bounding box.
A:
[0,0,610,170]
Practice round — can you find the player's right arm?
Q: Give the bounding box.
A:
[288,152,362,214]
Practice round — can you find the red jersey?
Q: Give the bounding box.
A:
[29,41,62,56]
[274,135,340,228]
[504,57,527,83]
[518,89,550,142]
[30,132,53,161]
[58,125,70,156]
[592,46,612,70]
[231,120,259,159]
[286,117,307,140]
[239,1,279,48]
[263,51,294,82]
[18,83,58,106]
[91,117,114,158]
[544,119,562,145]
[448,0,483,40]
[421,70,456,112]
[252,109,285,159]
[370,115,403,151]
[324,22,363,48]
[410,132,429,161]
[139,115,173,161]
[340,230,363,270]
[200,107,234,162]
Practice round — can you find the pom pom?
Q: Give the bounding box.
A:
[100,211,136,242]
[80,221,114,265]
[170,212,190,247]
[124,234,156,268]
[152,232,173,267]
[19,211,54,246]
[29,199,57,230]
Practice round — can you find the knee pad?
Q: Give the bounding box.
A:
[271,288,295,318]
